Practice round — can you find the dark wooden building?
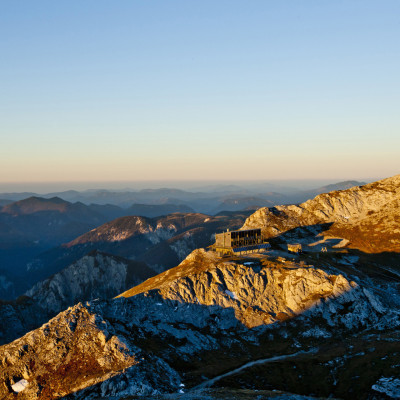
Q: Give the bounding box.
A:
[212,228,270,256]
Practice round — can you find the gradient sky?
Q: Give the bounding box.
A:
[1,1,399,185]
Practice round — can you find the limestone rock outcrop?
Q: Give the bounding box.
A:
[241,174,400,252]
[0,302,181,399]
[119,249,383,329]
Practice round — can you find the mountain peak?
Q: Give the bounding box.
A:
[242,173,400,253]
[1,196,71,215]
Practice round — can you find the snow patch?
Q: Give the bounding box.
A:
[225,290,238,300]
[11,379,29,393]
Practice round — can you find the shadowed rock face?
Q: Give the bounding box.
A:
[0,251,154,346]
[0,297,46,348]
[25,251,154,314]
[241,174,400,253]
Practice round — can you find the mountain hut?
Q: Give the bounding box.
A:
[212,228,270,256]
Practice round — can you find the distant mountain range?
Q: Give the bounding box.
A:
[127,203,195,217]
[0,180,366,213]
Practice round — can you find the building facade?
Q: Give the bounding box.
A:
[212,228,270,256]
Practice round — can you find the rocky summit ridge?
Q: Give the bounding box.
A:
[119,249,384,329]
[242,174,400,253]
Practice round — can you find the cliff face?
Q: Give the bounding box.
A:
[25,251,153,314]
[242,174,400,253]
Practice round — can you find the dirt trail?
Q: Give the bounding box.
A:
[193,348,319,389]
